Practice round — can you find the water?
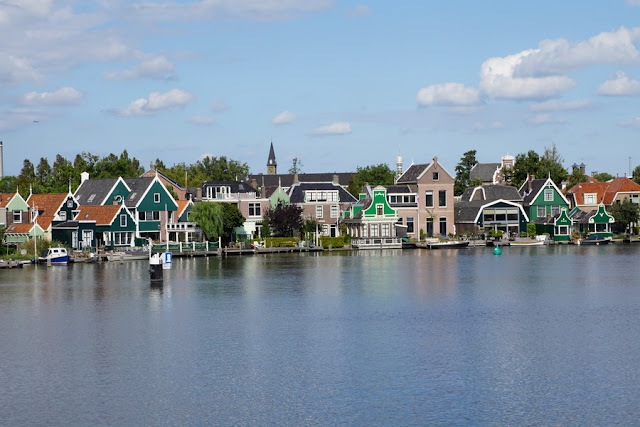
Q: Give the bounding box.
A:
[1,245,640,425]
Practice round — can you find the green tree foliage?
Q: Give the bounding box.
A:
[288,158,303,174]
[347,163,395,197]
[609,198,640,234]
[454,150,478,196]
[265,203,303,237]
[0,176,18,194]
[220,203,245,240]
[157,156,249,188]
[260,215,272,238]
[565,167,589,191]
[511,144,568,188]
[632,165,640,185]
[592,172,614,182]
[190,202,224,240]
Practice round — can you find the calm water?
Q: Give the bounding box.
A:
[1,245,640,425]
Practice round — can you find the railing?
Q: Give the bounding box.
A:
[202,193,258,201]
[152,241,220,252]
[166,222,198,231]
[350,237,403,249]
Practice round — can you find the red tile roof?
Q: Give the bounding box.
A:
[76,205,123,226]
[566,178,640,205]
[176,200,192,218]
[5,223,38,234]
[602,177,640,205]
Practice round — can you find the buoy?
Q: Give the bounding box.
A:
[493,246,501,255]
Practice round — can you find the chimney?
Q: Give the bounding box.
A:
[332,174,339,184]
[251,178,258,189]
[81,171,89,183]
[293,173,299,184]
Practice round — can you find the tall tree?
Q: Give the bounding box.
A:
[609,198,640,234]
[190,202,224,240]
[35,157,52,192]
[347,163,395,197]
[633,165,640,185]
[265,203,303,237]
[51,154,76,192]
[454,150,478,196]
[16,159,36,197]
[289,157,303,174]
[592,172,614,182]
[511,145,567,188]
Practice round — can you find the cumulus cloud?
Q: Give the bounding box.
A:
[514,27,640,77]
[597,71,640,96]
[188,115,215,125]
[480,50,576,100]
[416,83,481,106]
[114,89,196,117]
[0,53,41,87]
[103,56,176,80]
[530,98,593,112]
[310,122,352,135]
[272,110,296,124]
[19,87,83,106]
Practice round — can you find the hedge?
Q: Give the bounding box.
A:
[319,236,345,248]
[264,237,300,247]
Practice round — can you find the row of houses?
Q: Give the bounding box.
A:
[2,144,638,249]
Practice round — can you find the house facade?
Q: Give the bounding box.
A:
[395,157,455,237]
[0,192,29,228]
[344,186,402,248]
[454,185,528,236]
[519,175,570,221]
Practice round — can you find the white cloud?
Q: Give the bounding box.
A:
[416,82,481,106]
[514,27,640,77]
[20,87,83,106]
[472,121,505,131]
[480,50,576,100]
[103,56,176,80]
[114,89,196,117]
[272,110,296,124]
[188,115,215,125]
[527,114,567,126]
[628,0,640,5]
[597,71,640,96]
[530,98,593,112]
[618,117,640,128]
[0,53,41,86]
[310,122,352,135]
[348,5,370,17]
[211,100,230,112]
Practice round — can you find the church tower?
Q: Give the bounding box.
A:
[267,141,277,175]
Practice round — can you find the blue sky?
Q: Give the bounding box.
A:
[2,0,640,177]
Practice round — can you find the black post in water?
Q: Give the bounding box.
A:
[149,253,163,283]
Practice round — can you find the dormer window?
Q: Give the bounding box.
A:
[87,194,96,203]
[584,193,597,204]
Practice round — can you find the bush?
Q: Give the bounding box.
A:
[527,223,536,238]
[319,236,345,248]
[265,237,299,247]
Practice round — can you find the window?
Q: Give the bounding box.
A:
[362,224,368,237]
[425,191,433,208]
[87,194,96,203]
[376,204,383,216]
[154,193,160,203]
[483,209,495,222]
[433,172,439,181]
[584,193,597,204]
[316,205,323,218]
[507,209,519,221]
[389,195,397,204]
[67,200,74,208]
[425,218,434,236]
[138,211,160,221]
[113,231,132,245]
[439,217,447,235]
[114,195,122,204]
[322,224,329,236]
[120,214,127,227]
[60,211,67,221]
[551,205,560,216]
[382,223,390,237]
[248,202,261,217]
[544,188,554,202]
[438,190,447,207]
[330,205,339,218]
[407,217,414,234]
[370,224,379,237]
[537,206,546,217]
[306,191,338,202]
[630,194,639,204]
[153,211,160,221]
[13,211,21,223]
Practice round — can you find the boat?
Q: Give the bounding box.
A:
[36,247,69,264]
[509,240,544,246]
[579,235,611,245]
[427,240,470,249]
[106,250,149,261]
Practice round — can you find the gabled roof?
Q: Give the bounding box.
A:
[601,177,640,205]
[122,177,155,207]
[396,164,429,183]
[566,181,612,205]
[176,200,192,218]
[0,193,16,208]
[75,205,126,226]
[74,178,123,205]
[246,173,355,197]
[519,177,569,206]
[288,182,357,204]
[203,181,258,194]
[460,185,522,202]
[27,193,68,216]
[469,163,501,182]
[4,222,43,235]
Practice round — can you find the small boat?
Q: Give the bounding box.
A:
[428,240,470,249]
[579,235,611,245]
[36,247,69,264]
[106,250,149,261]
[510,240,544,246]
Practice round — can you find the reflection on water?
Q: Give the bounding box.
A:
[1,245,640,425]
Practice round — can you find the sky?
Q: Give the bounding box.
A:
[2,0,640,178]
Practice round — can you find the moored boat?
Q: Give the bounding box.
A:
[509,240,544,246]
[106,250,149,261]
[428,240,470,249]
[36,247,69,264]
[579,235,611,245]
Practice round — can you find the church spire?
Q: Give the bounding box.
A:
[267,141,277,175]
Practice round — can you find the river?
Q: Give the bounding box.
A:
[1,245,639,425]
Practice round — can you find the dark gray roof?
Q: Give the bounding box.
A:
[396,164,429,183]
[74,178,118,205]
[267,142,277,166]
[247,173,354,197]
[384,185,413,193]
[203,181,258,194]
[519,179,547,205]
[460,185,522,202]
[570,209,596,224]
[454,200,489,222]
[470,163,501,182]
[288,182,357,204]
[123,177,154,207]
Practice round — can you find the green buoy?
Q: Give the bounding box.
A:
[493,246,501,255]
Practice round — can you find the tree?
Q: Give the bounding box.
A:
[609,198,640,234]
[454,150,478,196]
[347,163,395,197]
[16,159,36,198]
[190,202,224,240]
[265,203,303,237]
[35,157,52,192]
[289,158,303,174]
[632,165,640,185]
[0,176,18,194]
[50,154,76,192]
[220,203,245,241]
[565,167,589,191]
[511,145,567,188]
[260,215,272,238]
[592,172,614,182]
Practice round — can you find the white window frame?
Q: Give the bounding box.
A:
[330,205,339,218]
[438,190,447,208]
[544,188,554,202]
[316,205,323,219]
[154,193,160,203]
[59,211,67,221]
[584,193,597,204]
[13,211,21,223]
[425,190,434,208]
[537,206,546,217]
[376,204,383,216]
[370,224,379,237]
[248,202,261,217]
[120,214,127,227]
[381,223,390,237]
[67,200,74,208]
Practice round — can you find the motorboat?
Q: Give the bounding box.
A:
[509,240,544,246]
[579,235,611,245]
[36,247,69,264]
[106,250,149,261]
[427,240,470,249]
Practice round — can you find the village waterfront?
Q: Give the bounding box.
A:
[1,246,640,425]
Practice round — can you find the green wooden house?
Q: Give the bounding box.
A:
[519,176,570,221]
[553,208,572,242]
[344,185,402,248]
[569,204,615,238]
[0,192,29,228]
